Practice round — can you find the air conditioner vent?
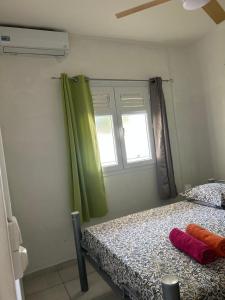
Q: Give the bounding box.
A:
[3,46,66,57]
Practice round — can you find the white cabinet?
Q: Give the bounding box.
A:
[0,129,28,299]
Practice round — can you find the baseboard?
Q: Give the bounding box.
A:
[24,257,77,279]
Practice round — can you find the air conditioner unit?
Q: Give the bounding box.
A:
[0,26,69,57]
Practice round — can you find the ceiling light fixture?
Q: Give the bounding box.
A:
[182,0,210,10]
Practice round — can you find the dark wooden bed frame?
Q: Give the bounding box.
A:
[72,179,224,300]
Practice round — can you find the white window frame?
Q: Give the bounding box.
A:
[120,110,153,168]
[90,80,155,174]
[92,86,123,173]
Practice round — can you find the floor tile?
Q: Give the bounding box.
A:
[56,259,75,270]
[59,261,95,283]
[86,261,95,274]
[25,285,69,300]
[65,271,116,300]
[23,271,62,295]
[92,291,119,300]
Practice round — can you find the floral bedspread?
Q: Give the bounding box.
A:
[83,201,225,299]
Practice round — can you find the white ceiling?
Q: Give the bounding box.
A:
[0,0,225,44]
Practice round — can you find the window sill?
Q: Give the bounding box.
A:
[103,162,156,177]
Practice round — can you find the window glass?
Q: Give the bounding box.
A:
[91,84,154,171]
[122,113,152,163]
[95,115,117,167]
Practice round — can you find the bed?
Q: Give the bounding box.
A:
[72,199,225,299]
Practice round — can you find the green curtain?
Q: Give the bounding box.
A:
[61,73,107,222]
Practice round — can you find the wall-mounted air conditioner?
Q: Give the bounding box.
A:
[0,26,69,57]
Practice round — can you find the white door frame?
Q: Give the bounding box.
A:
[0,161,17,300]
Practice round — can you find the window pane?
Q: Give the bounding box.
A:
[95,115,117,167]
[122,113,152,163]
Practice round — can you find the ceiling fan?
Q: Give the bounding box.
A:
[115,0,225,24]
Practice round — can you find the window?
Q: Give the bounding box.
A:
[122,113,151,163]
[95,115,117,167]
[91,83,154,172]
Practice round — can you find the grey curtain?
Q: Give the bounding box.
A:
[149,77,177,199]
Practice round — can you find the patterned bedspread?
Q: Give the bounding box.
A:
[82,201,225,300]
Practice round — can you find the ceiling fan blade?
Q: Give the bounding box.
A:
[202,0,225,24]
[116,0,171,18]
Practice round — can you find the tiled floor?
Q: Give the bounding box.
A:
[23,261,119,300]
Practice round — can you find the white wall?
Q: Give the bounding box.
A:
[189,27,225,179]
[167,46,212,186]
[0,35,211,273]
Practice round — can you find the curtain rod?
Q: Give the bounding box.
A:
[51,76,173,82]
